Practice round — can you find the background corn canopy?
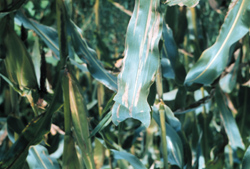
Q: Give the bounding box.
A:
[0,0,250,168]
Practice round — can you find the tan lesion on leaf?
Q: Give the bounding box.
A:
[116,104,120,118]
[134,83,142,107]
[122,84,129,107]
[133,0,141,35]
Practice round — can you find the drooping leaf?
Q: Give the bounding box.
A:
[111,150,147,169]
[185,0,250,85]
[166,0,200,8]
[67,21,118,91]
[111,0,163,127]
[215,86,245,150]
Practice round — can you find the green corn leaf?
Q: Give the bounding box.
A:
[165,0,200,7]
[3,23,38,92]
[242,146,250,169]
[111,150,147,169]
[215,86,245,150]
[89,111,112,138]
[185,0,250,85]
[67,21,118,91]
[111,0,163,127]
[65,72,95,169]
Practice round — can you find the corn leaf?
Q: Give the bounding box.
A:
[185,0,250,85]
[3,23,38,91]
[215,86,245,150]
[66,72,95,169]
[111,0,163,127]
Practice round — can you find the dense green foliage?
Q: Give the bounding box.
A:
[0,0,250,168]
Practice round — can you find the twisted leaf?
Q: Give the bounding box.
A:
[111,0,163,127]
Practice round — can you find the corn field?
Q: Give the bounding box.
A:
[0,0,250,168]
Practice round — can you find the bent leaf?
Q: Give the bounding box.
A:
[185,0,250,85]
[111,0,163,127]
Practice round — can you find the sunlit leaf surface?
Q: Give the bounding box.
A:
[185,0,250,85]
[112,0,163,127]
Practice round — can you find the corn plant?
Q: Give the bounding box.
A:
[0,0,250,168]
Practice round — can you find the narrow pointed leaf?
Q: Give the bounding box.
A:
[111,0,163,127]
[185,0,250,85]
[215,87,245,150]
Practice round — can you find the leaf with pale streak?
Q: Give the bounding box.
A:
[185,0,250,85]
[111,0,163,127]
